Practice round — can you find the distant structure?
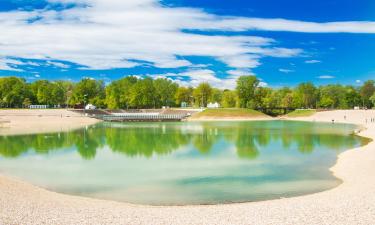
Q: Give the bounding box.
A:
[181,102,188,108]
[85,104,97,110]
[207,102,220,108]
[29,105,48,109]
[29,105,61,109]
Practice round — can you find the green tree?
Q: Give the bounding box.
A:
[0,77,30,108]
[193,82,212,107]
[221,90,237,108]
[253,87,273,108]
[153,78,178,107]
[56,80,74,106]
[344,86,361,109]
[105,76,138,109]
[360,80,375,108]
[129,77,156,108]
[370,93,375,108]
[294,82,317,108]
[70,78,106,107]
[175,86,193,106]
[22,98,32,108]
[209,88,223,104]
[318,85,346,109]
[236,76,259,108]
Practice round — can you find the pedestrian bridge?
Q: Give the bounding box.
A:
[101,113,189,122]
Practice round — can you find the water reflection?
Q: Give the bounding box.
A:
[0,121,368,160]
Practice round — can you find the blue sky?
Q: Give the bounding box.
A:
[0,0,374,88]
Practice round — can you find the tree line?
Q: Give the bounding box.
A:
[0,76,374,110]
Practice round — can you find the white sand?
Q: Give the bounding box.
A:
[1,110,375,225]
[0,109,99,135]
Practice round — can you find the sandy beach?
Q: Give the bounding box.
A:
[0,110,375,225]
[0,109,99,136]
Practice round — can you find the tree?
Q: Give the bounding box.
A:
[344,86,361,109]
[282,93,294,108]
[54,80,73,106]
[318,85,346,109]
[236,76,259,108]
[360,80,375,108]
[209,88,223,104]
[22,98,32,108]
[274,87,293,108]
[70,78,105,107]
[175,86,193,106]
[193,83,212,107]
[129,77,156,108]
[253,87,273,108]
[221,90,237,108]
[153,78,178,107]
[0,74,372,112]
[0,77,30,108]
[29,80,69,106]
[370,93,375,108]
[105,76,138,109]
[294,82,317,108]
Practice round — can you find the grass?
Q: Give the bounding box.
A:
[286,109,316,117]
[191,108,268,118]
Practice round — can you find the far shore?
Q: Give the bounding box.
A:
[187,116,273,121]
[0,109,99,136]
[187,108,272,121]
[0,109,375,224]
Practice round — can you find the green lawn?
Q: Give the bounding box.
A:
[286,109,316,117]
[191,108,268,118]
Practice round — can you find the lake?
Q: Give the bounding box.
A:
[0,121,369,205]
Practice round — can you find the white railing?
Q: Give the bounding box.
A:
[102,113,187,121]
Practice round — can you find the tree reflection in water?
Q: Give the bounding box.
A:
[0,121,369,160]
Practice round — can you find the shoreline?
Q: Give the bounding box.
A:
[0,109,100,136]
[187,117,273,121]
[1,110,375,224]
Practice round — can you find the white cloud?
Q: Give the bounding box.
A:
[219,55,261,68]
[227,69,254,77]
[259,81,268,87]
[1,0,296,72]
[356,79,361,83]
[153,69,236,89]
[279,68,294,73]
[305,60,321,64]
[0,58,24,71]
[317,75,335,79]
[0,0,373,87]
[0,0,300,71]
[46,61,71,69]
[187,17,375,33]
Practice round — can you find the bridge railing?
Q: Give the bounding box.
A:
[102,113,188,121]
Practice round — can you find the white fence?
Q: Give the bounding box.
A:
[29,105,48,109]
[102,113,187,121]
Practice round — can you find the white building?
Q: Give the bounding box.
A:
[207,102,220,108]
[85,104,97,110]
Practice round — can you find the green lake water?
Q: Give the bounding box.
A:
[0,121,369,205]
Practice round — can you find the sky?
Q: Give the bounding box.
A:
[0,0,374,89]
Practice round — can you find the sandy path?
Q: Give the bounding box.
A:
[0,110,375,225]
[0,109,99,135]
